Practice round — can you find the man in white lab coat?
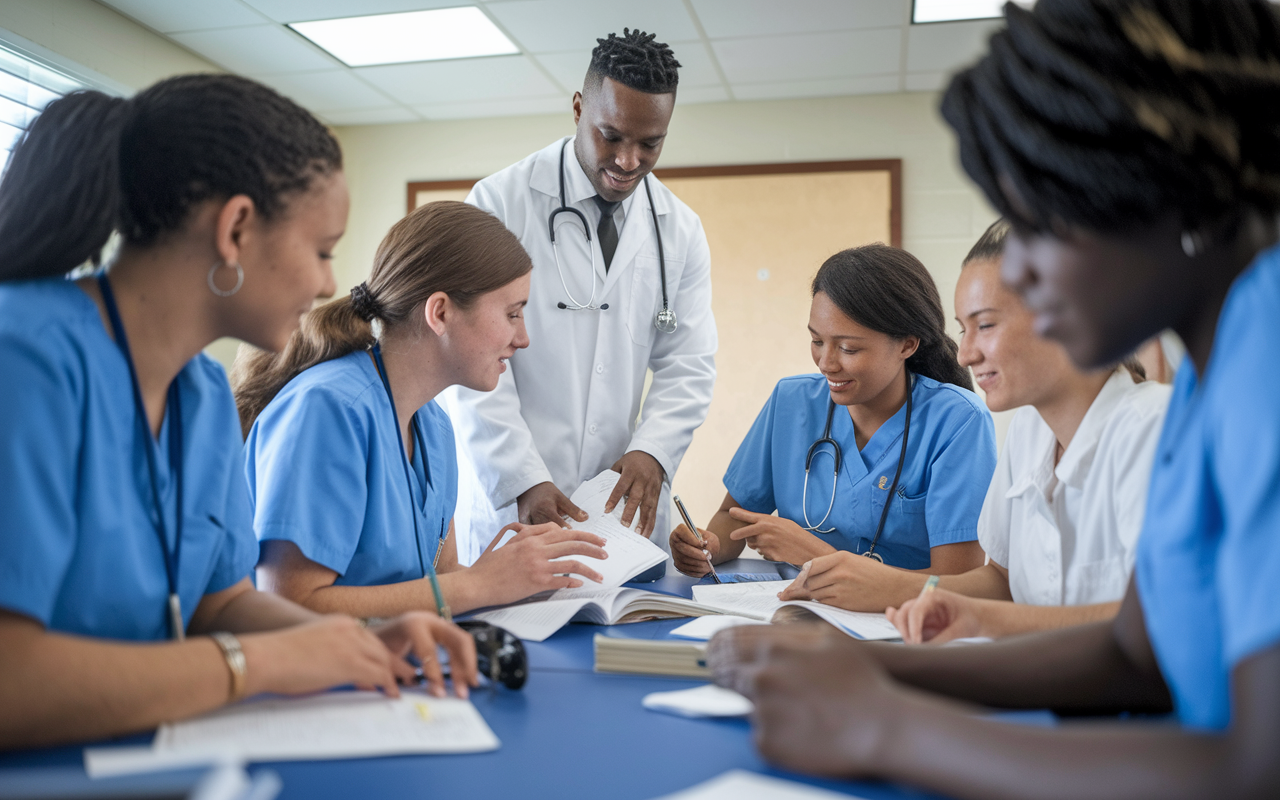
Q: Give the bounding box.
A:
[448,29,717,567]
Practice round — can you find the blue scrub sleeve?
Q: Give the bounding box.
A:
[722,385,781,513]
[923,407,996,547]
[0,332,81,625]
[249,387,370,576]
[1213,283,1280,667]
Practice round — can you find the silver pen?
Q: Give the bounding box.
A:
[673,494,722,584]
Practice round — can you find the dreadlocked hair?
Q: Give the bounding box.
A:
[586,28,680,95]
[813,244,974,392]
[941,0,1280,235]
[0,73,341,281]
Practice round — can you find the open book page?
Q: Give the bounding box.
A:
[690,580,791,620]
[773,602,902,641]
[472,595,603,642]
[691,581,900,640]
[564,469,667,586]
[472,586,721,641]
[84,692,498,777]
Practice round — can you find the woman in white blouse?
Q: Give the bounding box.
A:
[781,219,1170,643]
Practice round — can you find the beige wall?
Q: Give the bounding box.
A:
[334,92,1012,444]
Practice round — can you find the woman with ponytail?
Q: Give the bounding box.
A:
[0,75,476,751]
[237,200,608,621]
[671,243,996,575]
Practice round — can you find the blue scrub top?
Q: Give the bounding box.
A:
[1136,244,1280,731]
[0,279,258,640]
[723,373,996,569]
[246,350,458,586]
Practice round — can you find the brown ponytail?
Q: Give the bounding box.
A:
[231,200,532,434]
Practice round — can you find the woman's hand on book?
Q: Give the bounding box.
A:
[466,522,608,606]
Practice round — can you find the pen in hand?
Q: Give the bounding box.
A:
[673,494,722,584]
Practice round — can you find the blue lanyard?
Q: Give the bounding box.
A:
[97,275,186,641]
[369,343,450,619]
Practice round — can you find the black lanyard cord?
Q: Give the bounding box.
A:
[97,274,185,640]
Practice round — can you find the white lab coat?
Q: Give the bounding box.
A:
[446,136,717,564]
[977,370,1171,606]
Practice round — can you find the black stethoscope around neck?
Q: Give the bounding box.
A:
[802,373,914,563]
[547,137,677,334]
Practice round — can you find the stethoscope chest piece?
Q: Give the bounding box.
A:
[654,307,677,334]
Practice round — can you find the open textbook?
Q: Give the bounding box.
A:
[691,581,902,641]
[472,470,721,641]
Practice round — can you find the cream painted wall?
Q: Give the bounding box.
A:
[333,92,1013,444]
[0,0,219,91]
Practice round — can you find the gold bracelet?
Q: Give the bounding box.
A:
[209,632,247,702]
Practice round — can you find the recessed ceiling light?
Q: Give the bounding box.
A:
[913,0,1034,24]
[289,6,518,68]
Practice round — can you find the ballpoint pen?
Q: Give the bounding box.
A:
[673,494,723,584]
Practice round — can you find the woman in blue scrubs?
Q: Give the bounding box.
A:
[671,244,997,574]
[0,76,475,751]
[708,1,1280,796]
[235,201,608,619]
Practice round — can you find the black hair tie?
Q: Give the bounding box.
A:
[349,282,381,322]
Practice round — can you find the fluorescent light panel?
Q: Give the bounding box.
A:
[289,7,518,68]
[913,0,1033,24]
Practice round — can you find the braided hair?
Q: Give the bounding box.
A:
[0,74,341,281]
[812,244,974,391]
[941,0,1280,236]
[586,29,680,95]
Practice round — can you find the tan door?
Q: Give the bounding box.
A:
[660,169,894,526]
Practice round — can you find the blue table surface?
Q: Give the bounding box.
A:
[0,560,951,799]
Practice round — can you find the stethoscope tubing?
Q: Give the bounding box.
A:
[801,373,914,561]
[547,137,674,331]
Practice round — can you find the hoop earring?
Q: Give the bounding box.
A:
[208,260,244,297]
[1180,230,1206,258]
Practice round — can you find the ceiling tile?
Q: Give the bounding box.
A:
[713,29,900,85]
[414,95,571,120]
[99,0,267,33]
[691,0,904,38]
[674,85,730,105]
[905,18,1001,73]
[322,106,422,125]
[904,71,947,92]
[356,55,561,104]
[170,25,340,74]
[251,70,396,111]
[240,0,464,24]
[486,0,698,54]
[731,75,900,101]
[535,38,719,93]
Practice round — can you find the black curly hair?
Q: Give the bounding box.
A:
[585,28,681,96]
[0,73,342,281]
[941,0,1280,237]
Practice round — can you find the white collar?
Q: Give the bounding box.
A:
[529,136,671,216]
[1006,369,1138,497]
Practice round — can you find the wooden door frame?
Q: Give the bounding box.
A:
[407,158,902,247]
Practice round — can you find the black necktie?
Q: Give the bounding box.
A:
[594,195,620,271]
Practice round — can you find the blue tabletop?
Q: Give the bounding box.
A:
[0,560,949,799]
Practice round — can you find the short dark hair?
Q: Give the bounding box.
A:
[941,0,1280,236]
[0,73,342,281]
[585,29,680,96]
[812,244,974,391]
[963,219,1011,266]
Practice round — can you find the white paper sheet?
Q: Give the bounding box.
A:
[473,593,616,642]
[642,684,754,718]
[84,691,498,778]
[668,615,768,640]
[650,769,871,800]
